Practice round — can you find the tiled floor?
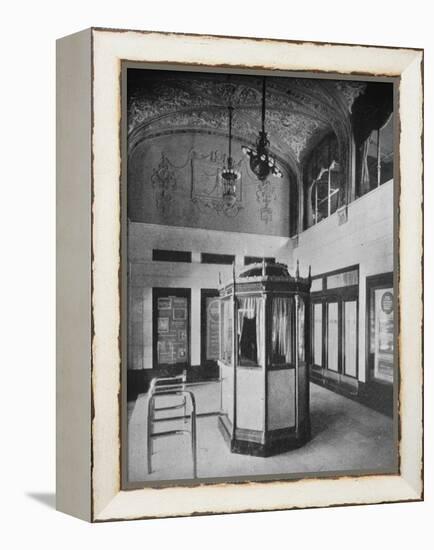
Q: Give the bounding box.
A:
[127,382,396,483]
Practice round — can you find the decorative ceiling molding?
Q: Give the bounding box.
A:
[129,105,319,166]
[127,73,366,164]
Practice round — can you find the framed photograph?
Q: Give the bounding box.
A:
[157,317,170,334]
[56,28,423,522]
[157,297,171,310]
[173,308,187,321]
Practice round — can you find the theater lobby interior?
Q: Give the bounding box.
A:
[125,69,397,484]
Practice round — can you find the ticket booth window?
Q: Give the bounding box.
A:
[238,297,263,366]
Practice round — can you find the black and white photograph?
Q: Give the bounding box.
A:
[124,67,397,485]
[1,0,430,542]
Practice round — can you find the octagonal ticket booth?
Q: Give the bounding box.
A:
[218,260,311,456]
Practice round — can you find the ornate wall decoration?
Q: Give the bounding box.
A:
[150,153,177,216]
[149,148,245,219]
[267,110,323,161]
[129,131,292,236]
[190,150,243,218]
[333,81,366,113]
[256,179,276,224]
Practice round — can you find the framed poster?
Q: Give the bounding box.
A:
[374,288,394,383]
[56,27,423,522]
[366,272,395,397]
[157,297,171,310]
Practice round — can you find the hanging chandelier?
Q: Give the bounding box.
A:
[242,77,283,181]
[221,105,241,207]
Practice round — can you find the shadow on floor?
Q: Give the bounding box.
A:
[26,492,56,509]
[309,408,344,440]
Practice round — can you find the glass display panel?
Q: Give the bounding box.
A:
[313,303,323,366]
[311,278,323,292]
[327,269,358,289]
[205,296,220,361]
[271,297,293,364]
[312,171,341,223]
[156,295,188,366]
[305,132,342,226]
[365,115,394,191]
[220,298,233,363]
[327,302,339,371]
[343,300,357,377]
[238,297,264,366]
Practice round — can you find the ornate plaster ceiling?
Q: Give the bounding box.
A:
[128,71,366,165]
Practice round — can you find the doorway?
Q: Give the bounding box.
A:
[310,266,359,392]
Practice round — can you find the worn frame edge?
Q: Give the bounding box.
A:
[56,28,93,521]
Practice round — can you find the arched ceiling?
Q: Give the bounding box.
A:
[128,71,366,167]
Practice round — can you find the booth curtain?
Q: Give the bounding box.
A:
[238,297,264,365]
[298,298,305,362]
[271,297,293,363]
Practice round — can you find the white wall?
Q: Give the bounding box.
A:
[129,222,292,369]
[129,182,393,380]
[293,180,394,382]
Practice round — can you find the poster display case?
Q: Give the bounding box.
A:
[367,273,395,386]
[153,289,190,368]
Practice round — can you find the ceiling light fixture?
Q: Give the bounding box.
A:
[221,105,240,207]
[242,77,283,181]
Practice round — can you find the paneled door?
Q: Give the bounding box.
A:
[310,267,359,388]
